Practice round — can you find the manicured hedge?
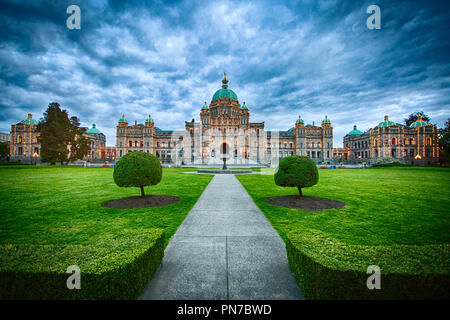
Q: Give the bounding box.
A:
[372,161,412,167]
[0,229,164,299]
[286,229,450,299]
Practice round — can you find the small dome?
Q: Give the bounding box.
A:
[21,113,38,126]
[322,115,331,123]
[119,114,127,122]
[296,116,304,124]
[409,113,428,128]
[145,114,154,123]
[378,115,395,127]
[240,101,248,110]
[202,102,209,109]
[86,124,101,135]
[348,125,363,135]
[212,73,238,101]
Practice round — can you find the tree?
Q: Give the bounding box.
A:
[438,118,450,165]
[68,116,90,163]
[404,111,430,127]
[113,151,162,197]
[274,155,319,197]
[37,102,90,165]
[0,141,9,158]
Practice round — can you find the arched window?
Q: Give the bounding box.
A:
[392,137,396,145]
[409,138,414,145]
[374,139,378,147]
[18,135,23,143]
[426,137,431,145]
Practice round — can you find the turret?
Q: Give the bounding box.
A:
[295,115,305,129]
[145,114,154,127]
[118,114,128,127]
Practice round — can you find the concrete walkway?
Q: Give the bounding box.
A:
[139,174,304,300]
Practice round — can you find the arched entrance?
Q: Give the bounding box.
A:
[221,142,229,155]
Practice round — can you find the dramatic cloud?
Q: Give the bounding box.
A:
[0,0,449,146]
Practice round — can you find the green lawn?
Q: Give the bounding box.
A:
[0,166,213,247]
[237,167,450,299]
[237,167,450,246]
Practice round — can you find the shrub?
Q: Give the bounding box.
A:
[286,229,450,299]
[274,155,319,196]
[372,160,411,168]
[113,151,162,197]
[0,229,164,299]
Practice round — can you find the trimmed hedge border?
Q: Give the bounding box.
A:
[0,229,164,299]
[286,230,450,299]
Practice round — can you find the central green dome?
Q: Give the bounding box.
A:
[212,73,238,101]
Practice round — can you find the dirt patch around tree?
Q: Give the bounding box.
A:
[265,195,346,211]
[102,195,180,209]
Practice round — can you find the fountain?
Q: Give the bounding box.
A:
[197,145,252,174]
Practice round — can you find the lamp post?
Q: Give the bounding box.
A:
[32,152,39,165]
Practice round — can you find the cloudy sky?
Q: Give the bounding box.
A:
[0,0,449,146]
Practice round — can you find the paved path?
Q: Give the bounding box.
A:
[139,174,304,300]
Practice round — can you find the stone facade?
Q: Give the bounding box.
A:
[9,114,109,163]
[115,75,333,166]
[10,113,41,163]
[84,124,107,162]
[0,132,10,143]
[342,114,439,165]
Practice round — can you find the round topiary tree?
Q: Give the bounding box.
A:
[274,155,319,197]
[113,151,162,197]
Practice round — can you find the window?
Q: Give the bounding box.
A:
[18,135,23,144]
[409,138,414,145]
[129,141,132,147]
[426,137,431,145]
[392,137,396,145]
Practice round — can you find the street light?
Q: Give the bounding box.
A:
[32,152,39,165]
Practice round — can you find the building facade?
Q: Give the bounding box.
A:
[10,113,41,163]
[84,124,107,161]
[116,74,333,166]
[0,132,10,143]
[342,114,439,165]
[9,114,110,163]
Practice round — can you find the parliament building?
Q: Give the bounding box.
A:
[9,74,439,166]
[115,74,333,166]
